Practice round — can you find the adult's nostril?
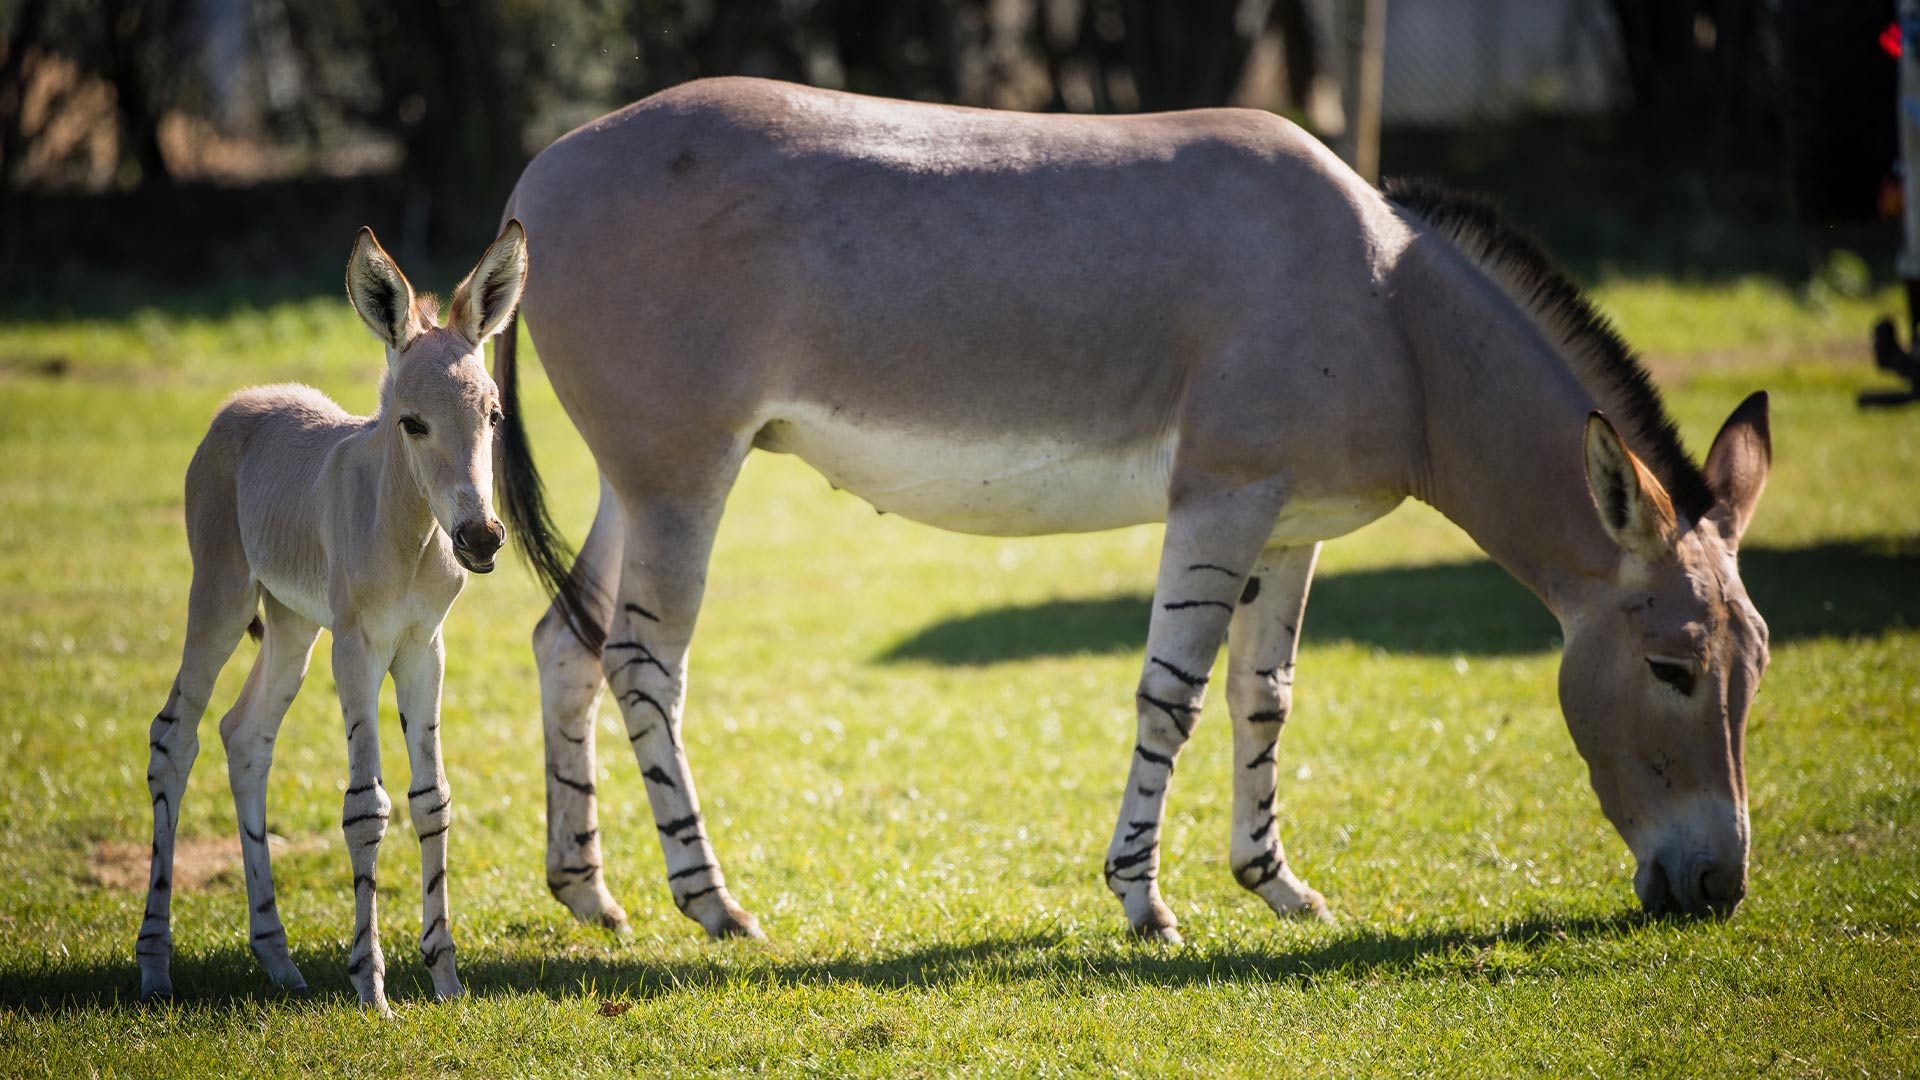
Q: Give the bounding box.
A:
[1639,860,1673,916]
[1698,865,1745,914]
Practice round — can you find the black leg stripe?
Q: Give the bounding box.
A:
[342,811,389,828]
[640,765,677,789]
[657,813,698,837]
[1148,657,1208,688]
[550,769,595,795]
[1161,599,1234,614]
[1185,562,1239,577]
[619,688,670,721]
[426,869,445,894]
[668,863,715,882]
[674,884,720,910]
[624,602,660,623]
[416,824,449,841]
[1134,747,1174,768]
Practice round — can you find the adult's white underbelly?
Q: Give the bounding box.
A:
[753,403,1403,542]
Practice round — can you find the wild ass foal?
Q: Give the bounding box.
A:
[136,223,527,1011]
[494,79,1772,944]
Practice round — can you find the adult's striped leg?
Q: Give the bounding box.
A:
[1105,482,1287,943]
[535,477,627,930]
[601,486,761,940]
[137,556,255,1001]
[332,628,394,1015]
[1225,543,1331,921]
[220,592,320,993]
[392,631,462,999]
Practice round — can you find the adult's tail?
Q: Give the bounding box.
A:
[494,310,607,651]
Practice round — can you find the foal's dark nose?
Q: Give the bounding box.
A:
[452,518,505,568]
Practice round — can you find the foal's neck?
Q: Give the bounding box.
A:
[1393,237,1619,619]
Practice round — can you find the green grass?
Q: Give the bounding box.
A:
[1,279,1917,1077]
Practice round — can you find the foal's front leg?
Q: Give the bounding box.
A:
[333,629,394,1015]
[1105,483,1287,943]
[392,632,461,998]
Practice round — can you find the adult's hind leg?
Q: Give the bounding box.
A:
[136,545,257,1001]
[1225,543,1331,922]
[595,444,760,939]
[220,592,321,992]
[535,477,627,929]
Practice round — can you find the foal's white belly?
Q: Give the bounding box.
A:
[754,403,1403,541]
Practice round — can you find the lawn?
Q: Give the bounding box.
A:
[0,275,1916,1076]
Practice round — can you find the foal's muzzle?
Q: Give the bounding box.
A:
[452,518,506,573]
[1637,853,1746,919]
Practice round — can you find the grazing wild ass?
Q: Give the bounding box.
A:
[492,78,1771,944]
[136,224,527,1011]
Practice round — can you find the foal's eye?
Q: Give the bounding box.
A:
[1647,659,1696,696]
[399,416,429,438]
[489,408,504,427]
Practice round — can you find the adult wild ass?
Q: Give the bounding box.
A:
[136,224,528,1010]
[492,78,1771,944]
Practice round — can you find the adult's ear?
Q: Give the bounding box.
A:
[449,220,528,345]
[1584,411,1678,562]
[1703,390,1771,541]
[345,227,419,351]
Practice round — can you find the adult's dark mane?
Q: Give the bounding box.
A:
[1383,178,1715,520]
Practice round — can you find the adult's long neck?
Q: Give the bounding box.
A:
[1391,234,1619,620]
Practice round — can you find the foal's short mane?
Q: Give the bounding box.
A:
[1384,178,1714,520]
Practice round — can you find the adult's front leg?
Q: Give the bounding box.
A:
[1225,543,1331,921]
[534,477,627,930]
[391,631,461,999]
[333,628,394,1015]
[1105,480,1288,943]
[598,478,760,940]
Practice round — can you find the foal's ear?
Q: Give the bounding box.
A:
[1584,412,1677,562]
[346,227,419,351]
[449,220,528,345]
[1703,390,1771,541]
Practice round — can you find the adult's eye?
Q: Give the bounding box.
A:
[399,416,429,438]
[489,408,504,427]
[1647,659,1696,696]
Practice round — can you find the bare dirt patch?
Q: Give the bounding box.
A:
[87,833,326,892]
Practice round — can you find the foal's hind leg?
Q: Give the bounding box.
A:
[221,592,321,992]
[1105,482,1287,943]
[597,462,760,940]
[534,477,627,930]
[136,552,257,1000]
[1225,543,1331,922]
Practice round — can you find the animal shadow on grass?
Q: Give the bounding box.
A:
[0,912,1651,1012]
[879,539,1920,663]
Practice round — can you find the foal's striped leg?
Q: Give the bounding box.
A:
[392,633,462,999]
[1105,485,1286,943]
[220,594,320,992]
[332,630,394,1015]
[137,564,255,1001]
[1225,543,1331,922]
[599,494,760,940]
[535,478,628,930]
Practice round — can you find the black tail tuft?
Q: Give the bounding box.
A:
[247,615,264,642]
[494,310,606,652]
